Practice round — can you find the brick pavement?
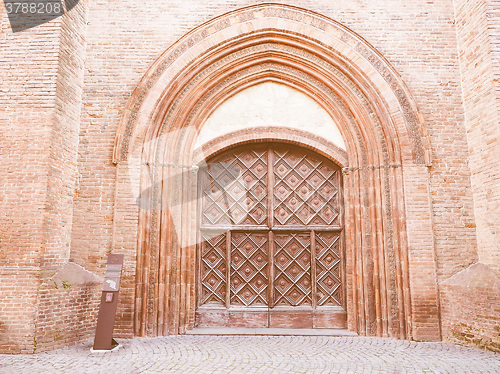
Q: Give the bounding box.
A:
[1,335,500,374]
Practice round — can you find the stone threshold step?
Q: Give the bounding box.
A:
[186,328,358,336]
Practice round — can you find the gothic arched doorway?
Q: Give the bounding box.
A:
[113,3,439,341]
[196,143,346,328]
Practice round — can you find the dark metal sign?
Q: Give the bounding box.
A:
[92,254,124,351]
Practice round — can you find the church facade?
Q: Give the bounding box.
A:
[1,1,499,353]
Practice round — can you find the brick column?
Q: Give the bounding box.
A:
[402,165,441,341]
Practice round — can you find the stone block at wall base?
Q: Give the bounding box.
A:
[440,263,500,353]
[34,262,103,353]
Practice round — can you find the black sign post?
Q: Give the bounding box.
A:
[92,254,124,351]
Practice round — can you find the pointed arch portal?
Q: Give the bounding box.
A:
[112,4,440,341]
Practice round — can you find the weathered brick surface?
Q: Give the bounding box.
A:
[0,5,60,354]
[0,0,88,353]
[34,262,101,353]
[1,0,498,353]
[0,270,39,354]
[440,264,500,353]
[448,0,500,352]
[453,0,500,275]
[403,166,441,341]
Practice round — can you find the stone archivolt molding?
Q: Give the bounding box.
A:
[112,4,439,341]
[114,5,431,166]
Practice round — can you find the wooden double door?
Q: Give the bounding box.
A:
[196,143,346,328]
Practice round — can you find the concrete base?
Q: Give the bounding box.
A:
[90,343,122,353]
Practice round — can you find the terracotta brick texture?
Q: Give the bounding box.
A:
[0,0,498,353]
[34,262,102,353]
[440,264,500,353]
[1,0,88,353]
[453,0,500,274]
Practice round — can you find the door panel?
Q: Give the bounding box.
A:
[269,310,314,328]
[201,148,268,226]
[273,232,312,307]
[196,144,346,329]
[229,310,268,328]
[273,148,340,226]
[315,231,343,307]
[230,232,269,306]
[199,233,227,306]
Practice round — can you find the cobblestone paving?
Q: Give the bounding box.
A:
[1,335,500,374]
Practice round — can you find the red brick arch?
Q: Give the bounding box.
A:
[112,4,440,341]
[192,127,349,168]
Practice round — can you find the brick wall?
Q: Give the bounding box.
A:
[453,0,500,275]
[34,262,102,352]
[441,264,500,353]
[440,0,500,352]
[41,0,87,272]
[0,0,89,353]
[1,2,60,353]
[0,271,39,353]
[2,0,496,352]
